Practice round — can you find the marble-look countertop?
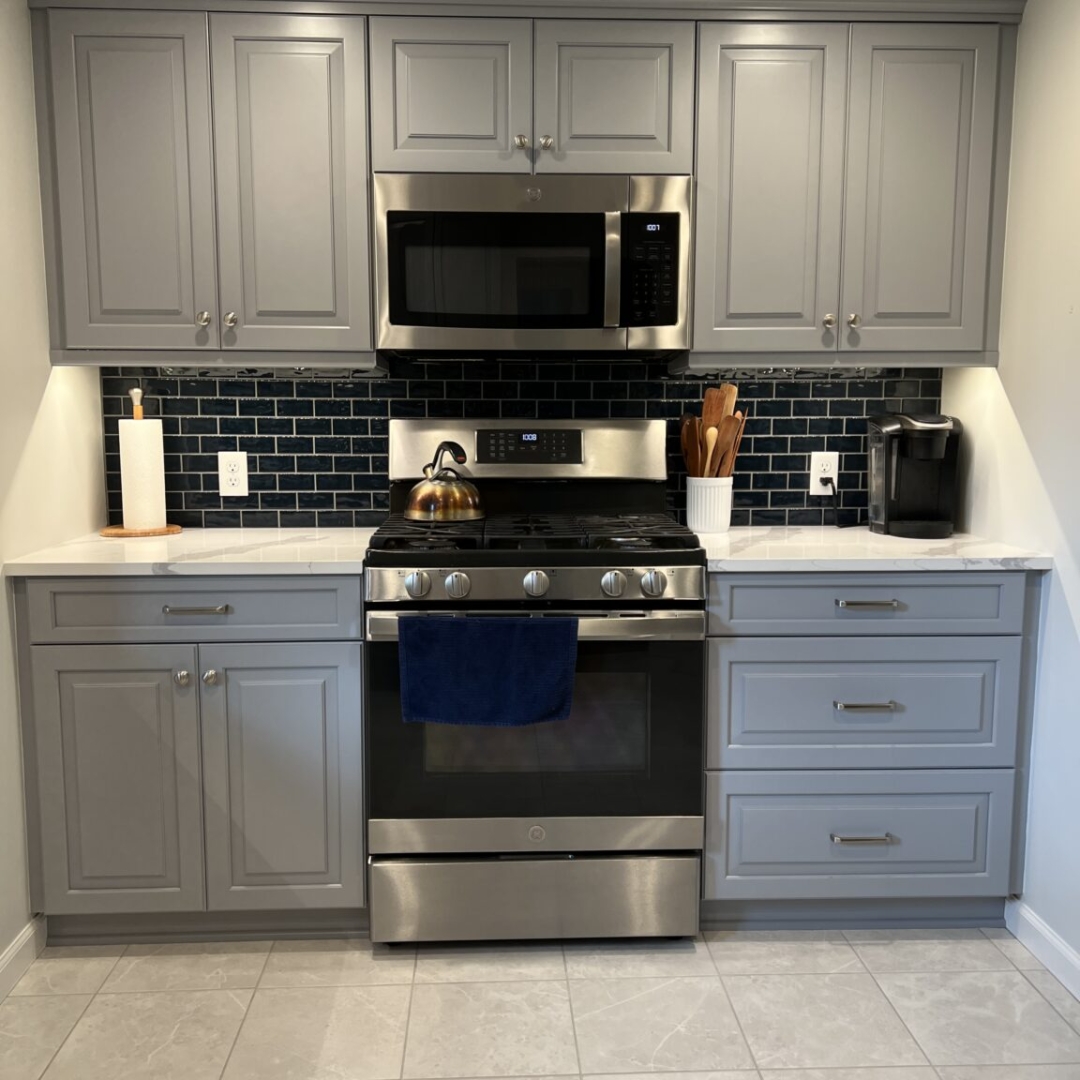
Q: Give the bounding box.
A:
[701,526,1052,572]
[2,528,377,576]
[2,525,1051,577]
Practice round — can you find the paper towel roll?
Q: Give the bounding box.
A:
[119,418,167,530]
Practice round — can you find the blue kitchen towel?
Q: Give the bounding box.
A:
[399,616,578,726]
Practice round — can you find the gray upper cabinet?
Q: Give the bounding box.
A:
[48,11,218,349]
[533,21,694,174]
[200,643,363,910]
[370,17,533,173]
[210,16,372,351]
[30,644,205,914]
[694,24,848,353]
[840,24,999,352]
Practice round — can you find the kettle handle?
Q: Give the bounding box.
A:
[425,441,468,477]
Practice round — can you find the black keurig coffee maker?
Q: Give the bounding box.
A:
[867,414,962,539]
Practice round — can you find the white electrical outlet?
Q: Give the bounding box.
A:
[218,451,249,497]
[808,451,840,495]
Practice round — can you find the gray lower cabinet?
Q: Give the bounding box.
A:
[369,17,533,173]
[30,644,205,914]
[694,23,848,353]
[48,10,218,349]
[200,643,363,910]
[532,21,695,174]
[210,15,372,351]
[840,24,999,352]
[706,769,1015,900]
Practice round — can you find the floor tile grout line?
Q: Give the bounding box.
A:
[866,966,944,1070]
[714,972,760,1072]
[399,972,418,1079]
[16,988,96,1080]
[1021,968,1080,1038]
[212,985,259,1080]
[564,950,586,1078]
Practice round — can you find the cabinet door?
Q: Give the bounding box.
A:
[533,21,694,174]
[694,24,847,353]
[369,17,533,173]
[30,645,204,914]
[210,16,372,350]
[840,24,999,352]
[200,643,363,910]
[49,11,218,349]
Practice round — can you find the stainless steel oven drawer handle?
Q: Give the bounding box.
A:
[162,604,232,616]
[831,832,893,845]
[835,599,899,609]
[834,700,897,712]
[365,612,704,642]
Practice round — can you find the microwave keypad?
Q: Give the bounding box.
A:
[621,213,679,327]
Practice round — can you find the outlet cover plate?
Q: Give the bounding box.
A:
[808,451,839,495]
[218,451,249,497]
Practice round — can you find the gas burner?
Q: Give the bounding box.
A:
[368,516,485,552]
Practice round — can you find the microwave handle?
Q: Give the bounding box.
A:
[604,212,621,328]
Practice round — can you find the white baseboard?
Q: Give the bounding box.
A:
[0,915,46,1000]
[1007,899,1080,999]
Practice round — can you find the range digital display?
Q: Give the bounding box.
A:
[476,429,584,464]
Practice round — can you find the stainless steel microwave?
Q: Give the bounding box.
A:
[373,174,691,354]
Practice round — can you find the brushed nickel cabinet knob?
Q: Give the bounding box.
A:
[223,312,239,329]
[539,135,554,150]
[202,669,219,686]
[847,313,862,328]
[514,134,530,150]
[822,313,837,329]
[196,311,211,328]
[174,670,191,687]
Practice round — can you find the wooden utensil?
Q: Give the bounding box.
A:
[702,387,725,433]
[702,425,718,477]
[714,414,741,477]
[685,416,702,477]
[679,413,695,473]
[719,382,739,421]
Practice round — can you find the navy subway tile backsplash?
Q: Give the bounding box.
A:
[101,360,943,529]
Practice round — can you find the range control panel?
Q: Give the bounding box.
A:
[476,428,584,464]
[621,213,679,327]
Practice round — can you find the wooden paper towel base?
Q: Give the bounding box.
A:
[100,524,183,538]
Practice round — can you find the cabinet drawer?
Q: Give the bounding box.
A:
[708,572,1025,636]
[705,770,1014,900]
[26,577,362,643]
[708,636,1021,769]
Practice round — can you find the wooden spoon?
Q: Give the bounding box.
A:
[702,425,719,478]
[714,414,741,477]
[702,387,725,433]
[719,382,739,420]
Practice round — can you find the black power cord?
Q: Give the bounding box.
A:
[820,476,865,529]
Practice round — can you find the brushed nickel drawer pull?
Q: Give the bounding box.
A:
[831,832,893,845]
[835,599,899,609]
[162,604,231,616]
[834,700,898,712]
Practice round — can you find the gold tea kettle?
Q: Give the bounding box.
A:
[404,441,485,522]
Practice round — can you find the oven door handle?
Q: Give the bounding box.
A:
[604,211,622,328]
[365,611,705,642]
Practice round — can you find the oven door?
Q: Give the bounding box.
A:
[366,610,705,855]
[374,173,626,352]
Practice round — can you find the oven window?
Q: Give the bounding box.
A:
[424,673,649,774]
[366,639,703,819]
[387,211,606,329]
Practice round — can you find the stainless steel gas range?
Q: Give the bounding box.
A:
[364,419,705,943]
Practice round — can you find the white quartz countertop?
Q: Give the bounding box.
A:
[2,528,378,577]
[702,526,1051,572]
[2,525,1051,577]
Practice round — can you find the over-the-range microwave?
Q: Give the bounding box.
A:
[373,174,691,355]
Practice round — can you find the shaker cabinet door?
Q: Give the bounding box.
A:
[48,11,218,349]
[199,643,363,910]
[533,21,694,174]
[694,23,847,353]
[30,645,205,914]
[210,16,372,351]
[369,17,533,173]
[840,24,999,352]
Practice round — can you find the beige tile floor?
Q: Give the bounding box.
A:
[2,929,1080,1080]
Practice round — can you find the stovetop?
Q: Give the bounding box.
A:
[367,513,702,561]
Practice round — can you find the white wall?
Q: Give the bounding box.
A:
[942,0,1080,988]
[0,0,105,964]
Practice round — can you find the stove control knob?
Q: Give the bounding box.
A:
[404,571,431,599]
[444,571,471,599]
[640,569,668,598]
[601,570,627,598]
[523,570,550,598]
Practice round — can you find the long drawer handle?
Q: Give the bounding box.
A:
[835,599,899,610]
[831,832,893,845]
[834,700,898,712]
[162,604,232,616]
